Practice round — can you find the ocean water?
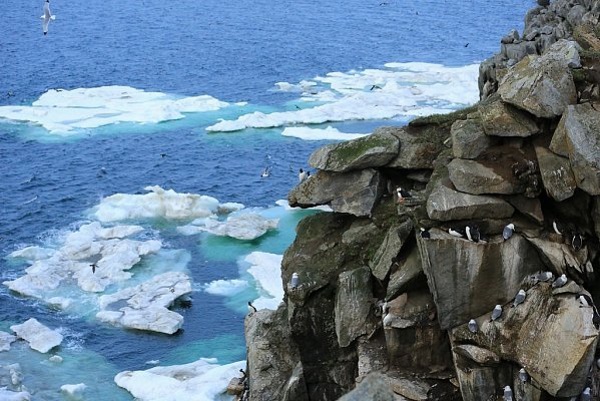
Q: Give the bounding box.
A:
[0,0,532,399]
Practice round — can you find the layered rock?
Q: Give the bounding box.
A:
[244,2,600,400]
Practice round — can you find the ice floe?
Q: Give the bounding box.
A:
[4,222,162,297]
[0,388,31,401]
[60,383,87,397]
[10,318,63,354]
[0,86,230,134]
[207,62,479,132]
[91,185,243,223]
[96,271,191,334]
[177,212,279,240]
[0,331,17,352]
[244,252,284,310]
[114,358,245,401]
[281,126,368,141]
[203,279,249,296]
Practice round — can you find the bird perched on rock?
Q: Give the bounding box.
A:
[290,272,299,289]
[503,385,513,401]
[465,225,480,243]
[468,319,478,333]
[581,387,591,401]
[395,187,412,203]
[512,289,526,307]
[572,232,583,251]
[247,301,257,314]
[490,305,502,322]
[577,294,600,329]
[519,368,529,383]
[448,227,465,238]
[537,271,554,282]
[419,227,430,239]
[552,220,563,236]
[552,273,567,288]
[383,310,393,328]
[503,223,515,240]
[298,168,308,183]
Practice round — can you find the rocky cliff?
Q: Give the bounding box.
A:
[242,1,600,400]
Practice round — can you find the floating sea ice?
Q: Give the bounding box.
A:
[114,358,246,401]
[207,62,479,132]
[96,271,192,334]
[281,126,368,141]
[60,383,86,397]
[10,318,63,354]
[244,252,284,310]
[4,222,162,297]
[204,279,249,296]
[0,388,31,401]
[0,331,17,352]
[178,213,279,240]
[91,185,230,223]
[0,86,230,134]
[9,246,54,261]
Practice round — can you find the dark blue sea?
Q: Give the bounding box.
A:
[0,0,531,399]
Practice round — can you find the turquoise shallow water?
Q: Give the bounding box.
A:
[0,0,532,399]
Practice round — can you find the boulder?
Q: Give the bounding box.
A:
[447,158,522,195]
[288,169,384,217]
[369,219,414,281]
[386,246,424,301]
[450,117,495,160]
[245,307,308,401]
[335,267,375,348]
[426,185,514,222]
[498,41,577,118]
[308,131,399,173]
[506,196,544,224]
[594,197,600,240]
[417,230,544,329]
[551,104,600,195]
[452,283,599,397]
[478,98,539,137]
[337,373,395,401]
[384,291,453,370]
[10,318,63,353]
[450,340,509,401]
[382,125,448,170]
[526,237,585,276]
[534,145,577,201]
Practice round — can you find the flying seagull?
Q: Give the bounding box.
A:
[41,0,56,36]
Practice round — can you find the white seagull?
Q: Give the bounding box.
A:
[41,0,56,36]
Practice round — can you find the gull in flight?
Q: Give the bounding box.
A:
[41,0,56,36]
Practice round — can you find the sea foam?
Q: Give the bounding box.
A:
[0,86,229,134]
[207,62,479,132]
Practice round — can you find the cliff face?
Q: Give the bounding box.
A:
[243,1,600,400]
